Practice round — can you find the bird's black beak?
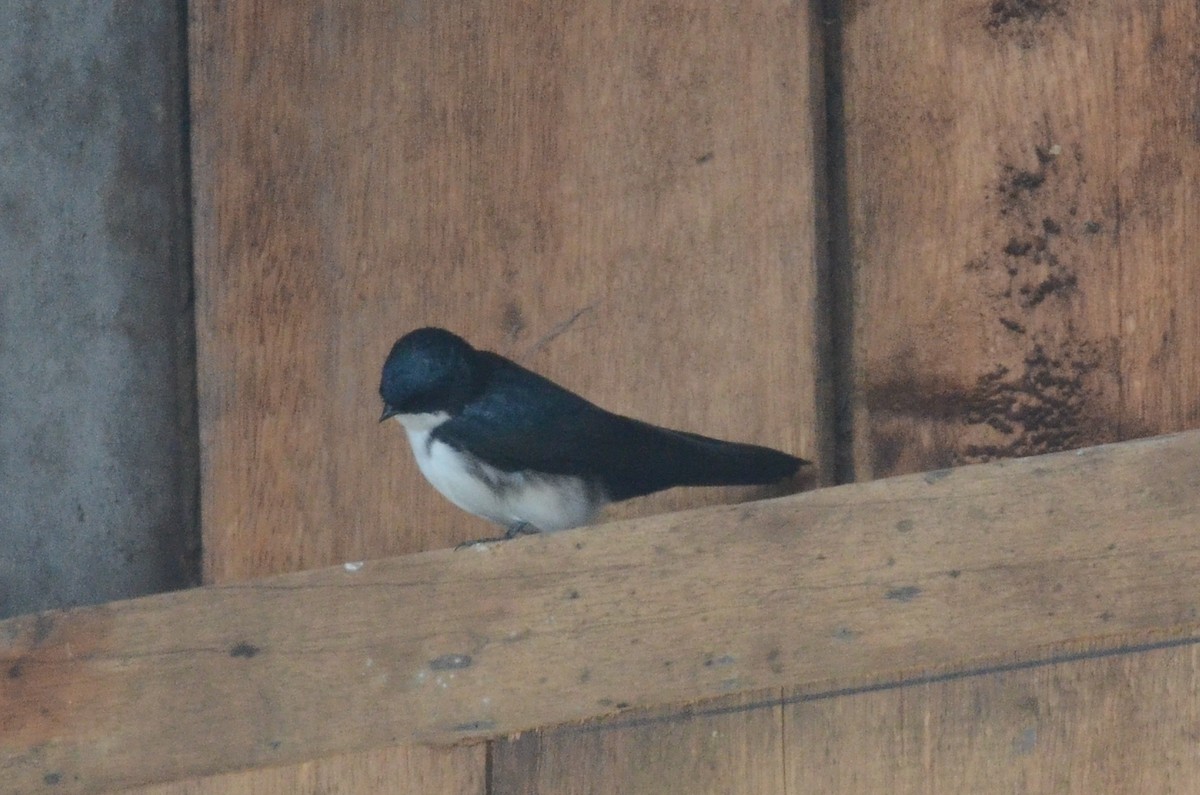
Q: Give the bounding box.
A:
[379,405,400,423]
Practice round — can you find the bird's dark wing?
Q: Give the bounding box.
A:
[433,353,804,502]
[432,353,627,475]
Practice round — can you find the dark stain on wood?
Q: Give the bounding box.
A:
[32,614,55,646]
[1000,317,1027,333]
[959,343,1099,461]
[885,585,922,602]
[453,720,496,733]
[429,653,473,671]
[885,132,1124,466]
[986,0,1063,30]
[985,0,1066,48]
[502,302,526,342]
[924,469,953,484]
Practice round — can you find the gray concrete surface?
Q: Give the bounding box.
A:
[0,3,197,618]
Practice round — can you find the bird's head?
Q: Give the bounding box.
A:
[379,327,483,423]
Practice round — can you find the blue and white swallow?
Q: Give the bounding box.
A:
[380,327,806,540]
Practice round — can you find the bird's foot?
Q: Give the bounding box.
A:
[455,522,540,550]
[505,521,538,539]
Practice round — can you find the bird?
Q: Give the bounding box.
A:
[379,327,807,541]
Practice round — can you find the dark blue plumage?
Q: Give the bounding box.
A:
[380,327,806,535]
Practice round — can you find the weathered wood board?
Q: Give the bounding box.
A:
[4,432,1200,793]
[787,643,1200,792]
[491,693,788,795]
[125,746,485,795]
[189,0,821,583]
[809,0,1200,789]
[844,0,1199,477]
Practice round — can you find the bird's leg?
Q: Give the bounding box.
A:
[455,522,540,550]
[504,521,536,539]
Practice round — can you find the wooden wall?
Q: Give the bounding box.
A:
[188,0,823,585]
[163,0,1199,791]
[801,0,1200,789]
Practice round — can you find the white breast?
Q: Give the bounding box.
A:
[394,413,602,532]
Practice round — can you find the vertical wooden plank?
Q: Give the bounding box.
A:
[186,0,822,792]
[492,694,786,795]
[191,0,820,585]
[787,0,1200,790]
[843,0,1128,480]
[789,646,1200,793]
[1113,1,1200,434]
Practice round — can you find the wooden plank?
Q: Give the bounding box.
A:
[1114,0,1200,432]
[803,0,1200,790]
[843,0,1198,477]
[787,643,1200,792]
[843,0,1129,479]
[4,431,1200,793]
[124,746,485,795]
[491,694,786,795]
[189,0,821,585]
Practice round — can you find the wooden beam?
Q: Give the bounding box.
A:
[4,430,1200,793]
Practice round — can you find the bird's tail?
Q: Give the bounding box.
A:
[659,426,806,486]
[607,419,806,500]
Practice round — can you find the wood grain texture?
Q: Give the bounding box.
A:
[189,0,822,584]
[844,0,1199,479]
[4,431,1200,793]
[787,643,1200,792]
[187,0,825,791]
[124,746,485,795]
[492,693,787,795]
[804,0,1200,790]
[484,2,827,789]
